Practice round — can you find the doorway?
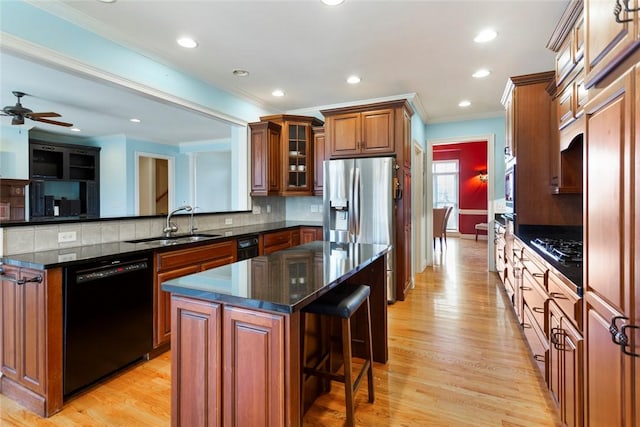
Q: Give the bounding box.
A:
[426,135,495,270]
[136,153,174,216]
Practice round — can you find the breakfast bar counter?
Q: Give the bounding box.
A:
[161,241,389,426]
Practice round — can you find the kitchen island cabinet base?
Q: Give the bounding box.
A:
[168,253,387,427]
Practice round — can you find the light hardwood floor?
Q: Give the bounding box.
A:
[0,238,562,426]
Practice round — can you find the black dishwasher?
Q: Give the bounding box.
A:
[63,253,153,397]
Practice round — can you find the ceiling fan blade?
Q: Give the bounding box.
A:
[32,117,73,127]
[28,112,61,118]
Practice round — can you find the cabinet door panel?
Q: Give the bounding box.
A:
[156,265,200,347]
[586,78,628,312]
[171,296,221,427]
[1,267,19,379]
[329,113,360,156]
[223,306,285,427]
[585,0,639,85]
[584,296,624,427]
[21,269,46,394]
[361,109,394,153]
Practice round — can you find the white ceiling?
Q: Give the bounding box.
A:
[1,0,569,143]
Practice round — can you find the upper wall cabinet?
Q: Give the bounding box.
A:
[321,100,413,159]
[249,121,282,197]
[584,0,639,88]
[547,0,586,194]
[250,115,323,197]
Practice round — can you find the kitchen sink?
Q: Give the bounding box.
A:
[126,233,221,245]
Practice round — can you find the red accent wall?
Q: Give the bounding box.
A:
[433,141,488,235]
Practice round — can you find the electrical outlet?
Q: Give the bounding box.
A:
[225,218,233,225]
[266,205,271,213]
[252,206,261,215]
[58,231,77,243]
[310,204,319,213]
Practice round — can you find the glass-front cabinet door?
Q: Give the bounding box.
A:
[286,123,310,192]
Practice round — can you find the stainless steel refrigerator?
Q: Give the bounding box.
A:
[323,156,396,302]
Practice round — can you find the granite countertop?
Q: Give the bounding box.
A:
[515,224,583,291]
[0,221,322,270]
[161,241,390,314]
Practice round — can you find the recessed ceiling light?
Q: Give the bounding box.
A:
[97,0,116,3]
[474,29,497,43]
[347,75,361,84]
[233,69,250,77]
[130,118,141,123]
[272,89,285,97]
[458,100,471,107]
[472,69,491,78]
[321,0,344,5]
[71,128,81,132]
[177,37,198,49]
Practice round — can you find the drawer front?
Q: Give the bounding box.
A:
[521,269,548,332]
[522,303,549,380]
[157,240,234,271]
[548,272,582,330]
[521,248,548,283]
[263,231,291,248]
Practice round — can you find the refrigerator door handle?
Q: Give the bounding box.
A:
[348,165,356,241]
[354,167,361,238]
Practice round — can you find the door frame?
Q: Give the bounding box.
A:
[134,151,175,216]
[426,134,495,271]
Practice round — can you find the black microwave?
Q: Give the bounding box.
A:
[505,162,515,213]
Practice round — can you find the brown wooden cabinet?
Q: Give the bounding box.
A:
[322,100,412,159]
[300,226,322,244]
[223,306,285,426]
[312,126,326,195]
[170,296,288,427]
[250,115,324,197]
[585,0,639,88]
[170,296,221,427]
[548,0,586,195]
[249,121,282,197]
[261,228,301,255]
[583,65,638,427]
[0,265,63,417]
[324,108,394,157]
[0,179,29,222]
[154,240,236,349]
[501,71,582,227]
[494,222,507,284]
[498,235,586,424]
[548,299,584,427]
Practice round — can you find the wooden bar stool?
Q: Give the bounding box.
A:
[300,284,374,427]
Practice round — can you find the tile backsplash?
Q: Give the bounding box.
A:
[1,196,288,256]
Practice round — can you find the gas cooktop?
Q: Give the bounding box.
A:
[530,237,583,264]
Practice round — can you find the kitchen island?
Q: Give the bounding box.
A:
[161,240,389,427]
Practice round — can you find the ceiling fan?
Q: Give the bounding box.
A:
[1,91,73,127]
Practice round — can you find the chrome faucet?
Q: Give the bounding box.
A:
[163,205,192,237]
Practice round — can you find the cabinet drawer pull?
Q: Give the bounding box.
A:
[532,272,545,278]
[550,292,568,300]
[532,307,544,314]
[609,316,640,358]
[519,286,531,291]
[533,354,545,362]
[550,327,568,351]
[614,0,635,23]
[0,270,43,285]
